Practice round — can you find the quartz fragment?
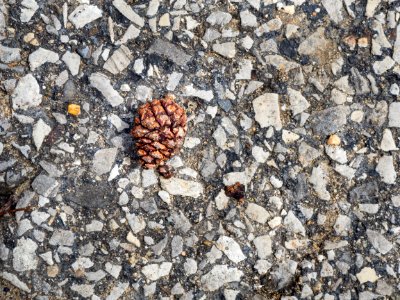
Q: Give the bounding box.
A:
[253,93,282,130]
[103,45,132,74]
[68,5,102,29]
[12,74,42,110]
[89,72,124,107]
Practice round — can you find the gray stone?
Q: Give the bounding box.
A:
[92,148,118,175]
[106,282,129,300]
[113,0,143,27]
[103,45,132,74]
[325,145,347,164]
[89,72,124,107]
[212,42,236,59]
[184,258,197,275]
[171,235,183,257]
[12,237,38,271]
[366,229,393,254]
[32,174,59,197]
[310,164,331,201]
[71,284,94,298]
[298,142,321,167]
[253,93,282,130]
[321,0,343,23]
[147,39,191,66]
[0,45,21,63]
[66,183,117,208]
[380,129,398,151]
[298,27,329,57]
[105,262,122,279]
[167,72,183,91]
[394,24,400,64]
[240,10,258,27]
[116,24,140,45]
[12,74,42,110]
[310,105,350,136]
[334,215,351,236]
[49,229,75,246]
[201,265,243,292]
[126,213,146,233]
[170,211,192,233]
[68,4,102,29]
[373,56,395,75]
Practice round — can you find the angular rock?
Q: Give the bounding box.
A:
[253,235,272,259]
[0,45,21,63]
[310,106,350,136]
[253,93,282,130]
[216,236,246,263]
[183,84,214,102]
[213,42,236,59]
[92,148,118,175]
[29,48,59,70]
[147,39,191,66]
[284,211,306,236]
[376,155,396,184]
[103,45,132,75]
[0,272,31,293]
[245,203,270,224]
[310,164,331,201]
[380,129,398,151]
[89,72,124,107]
[160,178,203,198]
[62,51,81,76]
[388,103,400,128]
[201,265,243,292]
[68,4,102,29]
[288,88,310,116]
[113,0,144,27]
[32,174,59,197]
[142,262,172,281]
[20,0,38,23]
[49,229,75,246]
[12,237,38,272]
[12,74,42,110]
[206,11,232,26]
[366,229,393,254]
[32,119,51,151]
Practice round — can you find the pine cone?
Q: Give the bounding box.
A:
[131,94,187,177]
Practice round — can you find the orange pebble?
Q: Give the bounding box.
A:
[327,134,341,146]
[68,104,81,116]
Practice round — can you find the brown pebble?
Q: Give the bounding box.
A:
[47,265,59,277]
[327,134,341,146]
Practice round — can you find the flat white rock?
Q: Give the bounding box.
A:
[160,178,204,198]
[20,0,39,23]
[380,129,398,151]
[376,155,396,184]
[142,262,172,281]
[62,51,81,76]
[113,0,144,28]
[29,48,59,70]
[68,5,102,29]
[103,45,132,75]
[216,236,246,263]
[288,88,310,115]
[89,72,124,107]
[0,272,31,293]
[253,235,272,258]
[32,119,52,151]
[253,93,282,130]
[183,84,214,102]
[201,265,243,292]
[92,148,118,175]
[212,42,236,59]
[309,164,331,201]
[245,203,270,224]
[12,237,38,272]
[12,74,42,110]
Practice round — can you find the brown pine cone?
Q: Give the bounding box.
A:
[131,94,187,178]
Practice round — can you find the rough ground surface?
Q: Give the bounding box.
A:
[1,0,400,299]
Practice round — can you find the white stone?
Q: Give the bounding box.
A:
[253,235,272,259]
[108,114,129,132]
[12,238,38,272]
[68,5,102,29]
[381,129,398,151]
[92,148,118,175]
[103,45,132,75]
[334,164,356,180]
[167,72,183,91]
[254,260,272,275]
[32,119,52,151]
[55,70,69,87]
[284,211,306,236]
[159,13,170,27]
[29,48,59,71]
[142,262,172,281]
[282,130,300,144]
[325,145,347,164]
[216,236,246,263]
[240,10,258,27]
[245,203,270,224]
[201,265,243,292]
[357,267,379,283]
[141,169,158,187]
[160,178,203,198]
[212,42,236,58]
[86,220,104,232]
[253,93,282,130]
[215,190,229,210]
[394,24,400,64]
[20,0,38,23]
[310,164,331,201]
[321,0,343,23]
[62,51,81,76]
[116,24,140,45]
[183,84,214,102]
[376,155,396,184]
[388,103,400,128]
[147,0,160,16]
[113,0,144,27]
[133,58,144,74]
[270,175,283,188]
[334,215,351,236]
[89,72,124,107]
[367,229,393,254]
[373,56,395,75]
[365,0,381,17]
[206,11,232,26]
[12,74,42,110]
[213,126,227,149]
[1,272,30,292]
[105,262,122,279]
[126,213,146,233]
[184,137,201,148]
[288,88,309,115]
[236,59,253,80]
[71,284,95,298]
[184,258,197,275]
